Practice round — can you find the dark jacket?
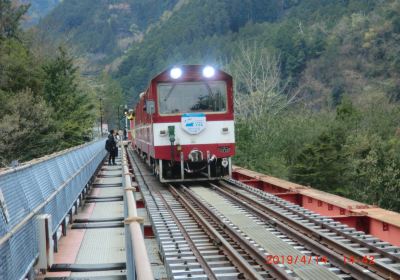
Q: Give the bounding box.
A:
[105,134,117,152]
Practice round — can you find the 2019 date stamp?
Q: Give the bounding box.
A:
[265,255,375,265]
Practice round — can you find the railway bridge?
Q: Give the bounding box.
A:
[1,140,399,280]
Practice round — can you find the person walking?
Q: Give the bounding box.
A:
[105,130,117,165]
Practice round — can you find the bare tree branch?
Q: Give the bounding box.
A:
[225,42,299,124]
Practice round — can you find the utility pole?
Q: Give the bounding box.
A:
[99,97,103,137]
[117,106,121,131]
[124,105,128,140]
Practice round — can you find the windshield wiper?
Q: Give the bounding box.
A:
[163,83,177,102]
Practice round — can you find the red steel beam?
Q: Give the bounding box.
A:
[232,166,400,246]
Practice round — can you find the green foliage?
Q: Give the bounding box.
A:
[96,73,125,130]
[34,0,393,102]
[235,108,333,179]
[36,0,388,101]
[296,1,400,106]
[0,5,103,167]
[0,0,29,40]
[42,47,96,147]
[0,89,58,166]
[288,100,351,187]
[115,0,287,95]
[343,134,400,210]
[236,92,400,211]
[289,127,348,191]
[20,0,62,28]
[37,0,179,61]
[0,38,44,93]
[111,0,377,96]
[284,98,400,211]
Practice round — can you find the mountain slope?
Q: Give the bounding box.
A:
[37,0,399,108]
[115,0,287,98]
[37,0,180,73]
[20,0,62,28]
[113,0,379,100]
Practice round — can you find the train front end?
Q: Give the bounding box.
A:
[140,65,235,182]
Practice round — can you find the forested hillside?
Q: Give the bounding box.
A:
[116,0,286,99]
[10,0,400,211]
[19,0,62,28]
[0,0,103,166]
[37,0,180,74]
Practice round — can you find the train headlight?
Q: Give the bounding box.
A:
[170,67,182,79]
[202,66,215,78]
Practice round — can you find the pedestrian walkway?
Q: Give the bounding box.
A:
[37,156,126,280]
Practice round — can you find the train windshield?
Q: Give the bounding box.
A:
[158,81,227,115]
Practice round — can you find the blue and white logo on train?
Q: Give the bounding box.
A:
[181,113,206,135]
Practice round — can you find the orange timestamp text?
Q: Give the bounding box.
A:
[343,255,375,265]
[265,255,375,265]
[265,255,329,265]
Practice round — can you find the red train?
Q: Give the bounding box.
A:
[134,65,235,182]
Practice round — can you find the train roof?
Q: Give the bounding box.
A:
[150,64,232,83]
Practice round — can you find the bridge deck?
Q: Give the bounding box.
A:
[38,157,126,280]
[192,186,341,280]
[232,165,400,246]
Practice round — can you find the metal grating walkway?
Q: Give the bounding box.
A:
[39,155,127,280]
[72,228,125,265]
[70,159,126,277]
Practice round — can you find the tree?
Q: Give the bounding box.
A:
[0,89,59,166]
[42,47,95,147]
[288,100,356,191]
[0,0,29,40]
[289,129,347,191]
[344,134,400,211]
[95,73,125,130]
[227,42,297,123]
[228,42,310,178]
[0,38,44,94]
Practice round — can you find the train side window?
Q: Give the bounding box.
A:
[146,100,155,114]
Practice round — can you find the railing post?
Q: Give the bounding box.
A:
[122,144,154,280]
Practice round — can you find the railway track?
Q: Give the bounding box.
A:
[168,185,292,279]
[127,148,400,280]
[218,178,400,280]
[177,185,351,280]
[130,150,282,279]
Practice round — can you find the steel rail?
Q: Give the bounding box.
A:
[0,146,103,246]
[211,182,383,280]
[126,148,225,279]
[218,180,400,280]
[126,147,161,207]
[122,146,154,280]
[225,178,400,263]
[127,148,256,279]
[158,191,219,280]
[169,185,265,280]
[172,184,295,280]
